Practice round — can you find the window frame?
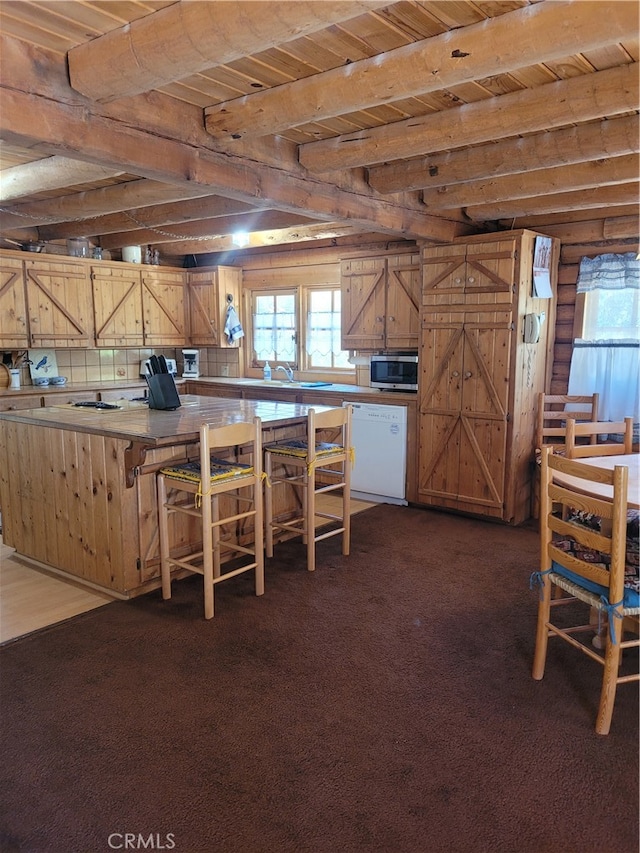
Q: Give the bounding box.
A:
[579,286,640,341]
[243,282,356,383]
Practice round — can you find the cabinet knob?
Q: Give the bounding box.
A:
[452,371,459,377]
[388,316,395,322]
[376,316,384,322]
[464,371,472,379]
[454,277,462,284]
[467,276,475,283]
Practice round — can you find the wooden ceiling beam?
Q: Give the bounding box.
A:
[299,65,639,173]
[99,210,322,250]
[0,156,124,201]
[36,195,259,241]
[518,215,638,244]
[499,205,639,230]
[367,116,640,194]
[0,86,463,242]
[68,1,387,103]
[463,183,640,222]
[158,223,379,256]
[421,154,638,211]
[205,0,638,142]
[0,34,461,244]
[0,179,224,233]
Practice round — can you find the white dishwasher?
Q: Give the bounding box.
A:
[344,401,408,505]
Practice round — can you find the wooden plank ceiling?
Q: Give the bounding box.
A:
[0,0,637,263]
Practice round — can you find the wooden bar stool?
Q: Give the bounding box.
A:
[264,406,353,572]
[157,418,264,619]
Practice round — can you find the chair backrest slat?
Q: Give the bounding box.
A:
[535,392,599,449]
[199,418,262,493]
[308,405,352,464]
[565,417,634,458]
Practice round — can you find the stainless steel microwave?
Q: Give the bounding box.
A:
[370,354,418,391]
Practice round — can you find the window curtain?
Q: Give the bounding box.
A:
[568,340,639,421]
[568,253,640,422]
[575,252,639,292]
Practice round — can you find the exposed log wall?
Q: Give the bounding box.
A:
[536,224,639,394]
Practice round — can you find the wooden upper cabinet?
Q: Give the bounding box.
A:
[92,263,144,347]
[341,257,386,350]
[24,257,94,348]
[421,241,515,310]
[0,254,28,349]
[385,253,421,349]
[188,265,241,347]
[141,268,189,347]
[341,252,420,350]
[92,264,188,347]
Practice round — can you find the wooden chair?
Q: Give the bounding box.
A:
[264,406,352,572]
[157,418,264,619]
[532,393,600,518]
[565,417,634,459]
[535,392,600,451]
[532,447,639,735]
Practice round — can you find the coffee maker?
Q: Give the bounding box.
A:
[181,349,200,379]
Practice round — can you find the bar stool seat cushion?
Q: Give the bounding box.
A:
[263,439,342,458]
[160,457,254,486]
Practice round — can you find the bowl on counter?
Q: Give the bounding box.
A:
[49,376,67,386]
[33,377,50,386]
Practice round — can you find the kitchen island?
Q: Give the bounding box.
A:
[0,395,330,597]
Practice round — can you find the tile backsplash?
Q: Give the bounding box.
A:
[6,347,242,386]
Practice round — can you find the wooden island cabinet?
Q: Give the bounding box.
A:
[0,395,329,597]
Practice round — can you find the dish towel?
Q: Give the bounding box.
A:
[224,304,245,344]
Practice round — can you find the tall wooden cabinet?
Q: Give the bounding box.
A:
[418,231,558,524]
[341,251,420,350]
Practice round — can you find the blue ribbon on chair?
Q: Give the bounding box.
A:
[529,568,552,598]
[599,596,624,645]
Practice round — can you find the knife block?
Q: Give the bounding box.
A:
[146,373,181,410]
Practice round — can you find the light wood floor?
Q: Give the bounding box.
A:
[1,495,375,644]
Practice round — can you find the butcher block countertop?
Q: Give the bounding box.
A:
[0,394,329,446]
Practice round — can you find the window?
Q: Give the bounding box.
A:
[568,252,639,422]
[305,289,351,370]
[248,285,354,378]
[582,287,640,341]
[252,291,297,365]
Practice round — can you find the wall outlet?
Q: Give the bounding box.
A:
[221,365,230,377]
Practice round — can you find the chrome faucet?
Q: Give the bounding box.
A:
[275,364,295,382]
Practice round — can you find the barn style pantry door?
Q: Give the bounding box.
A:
[418,240,518,520]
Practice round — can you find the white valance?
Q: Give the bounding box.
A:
[576,252,640,292]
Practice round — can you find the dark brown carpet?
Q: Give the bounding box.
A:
[1,505,638,853]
